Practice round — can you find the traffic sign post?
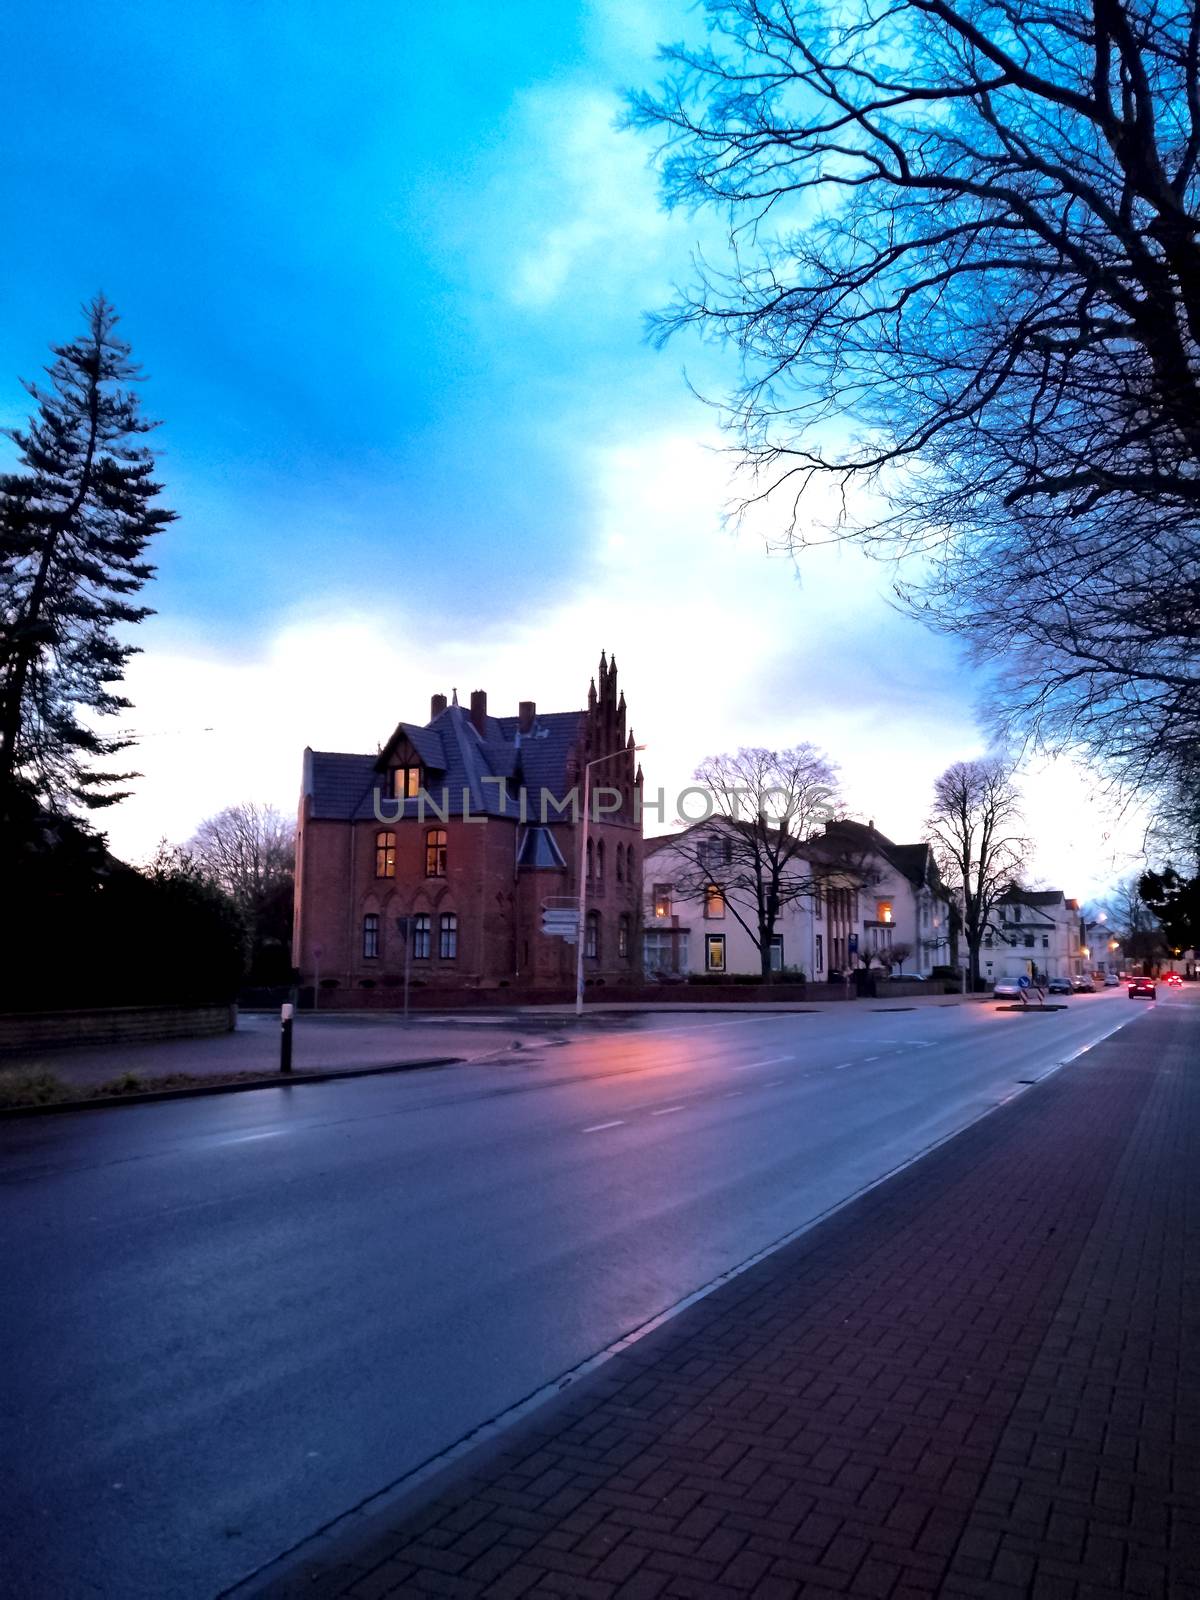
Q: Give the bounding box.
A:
[394,916,415,1022]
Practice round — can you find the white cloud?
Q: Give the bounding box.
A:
[501,87,670,309]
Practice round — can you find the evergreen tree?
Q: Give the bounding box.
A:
[0,296,175,816]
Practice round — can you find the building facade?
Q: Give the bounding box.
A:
[813,821,954,978]
[983,887,1084,982]
[641,816,953,980]
[293,654,643,999]
[642,823,817,978]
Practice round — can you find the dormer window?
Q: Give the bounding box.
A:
[393,765,421,800]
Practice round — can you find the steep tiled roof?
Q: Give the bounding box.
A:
[303,705,588,822]
[998,886,1066,907]
[818,819,942,892]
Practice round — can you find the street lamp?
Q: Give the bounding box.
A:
[575,743,646,1018]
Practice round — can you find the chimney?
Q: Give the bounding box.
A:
[430,693,447,719]
[518,700,536,733]
[469,688,488,735]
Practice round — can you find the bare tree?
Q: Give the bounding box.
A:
[885,942,914,975]
[927,759,1026,989]
[669,745,840,979]
[188,802,295,981]
[629,0,1200,805]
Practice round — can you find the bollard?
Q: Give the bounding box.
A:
[280,1001,294,1074]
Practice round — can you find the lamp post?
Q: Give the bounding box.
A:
[575,744,645,1018]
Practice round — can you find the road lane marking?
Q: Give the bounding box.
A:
[723,1091,742,1098]
[582,1121,625,1133]
[730,1055,792,1072]
[223,1131,286,1145]
[833,1062,852,1070]
[651,1105,684,1116]
[862,1055,881,1062]
[765,1078,785,1086]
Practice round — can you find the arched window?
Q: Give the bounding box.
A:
[412,914,431,959]
[585,910,599,960]
[586,838,594,879]
[363,913,380,959]
[615,844,625,884]
[597,839,605,882]
[618,914,630,959]
[425,828,446,878]
[375,831,396,879]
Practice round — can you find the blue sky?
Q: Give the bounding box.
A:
[0,1,1140,894]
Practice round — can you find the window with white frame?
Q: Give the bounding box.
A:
[439,913,457,959]
[705,933,726,972]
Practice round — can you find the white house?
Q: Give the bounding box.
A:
[812,821,954,977]
[642,823,818,977]
[642,817,953,980]
[983,887,1084,982]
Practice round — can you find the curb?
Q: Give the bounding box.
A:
[0,1055,464,1120]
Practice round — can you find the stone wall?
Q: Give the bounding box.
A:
[0,1003,237,1054]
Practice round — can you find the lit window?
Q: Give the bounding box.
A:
[363,913,380,959]
[375,831,396,879]
[392,765,421,800]
[585,910,599,960]
[439,913,457,960]
[705,933,726,972]
[425,828,446,878]
[876,900,893,924]
[705,884,725,920]
[653,883,671,919]
[412,914,431,959]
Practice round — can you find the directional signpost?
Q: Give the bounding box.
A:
[542,907,579,944]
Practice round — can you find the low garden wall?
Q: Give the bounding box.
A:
[0,1003,237,1054]
[282,979,949,1010]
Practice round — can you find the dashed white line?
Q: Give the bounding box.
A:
[651,1105,685,1116]
[730,1055,792,1072]
[833,1062,852,1070]
[862,1055,881,1062]
[723,1091,742,1098]
[582,1121,625,1133]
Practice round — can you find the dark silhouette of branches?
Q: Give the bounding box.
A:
[630,0,1200,799]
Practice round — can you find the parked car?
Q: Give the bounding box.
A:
[1047,976,1074,995]
[1103,973,1121,987]
[992,979,1024,999]
[1072,975,1096,993]
[886,972,926,981]
[1128,976,1157,1000]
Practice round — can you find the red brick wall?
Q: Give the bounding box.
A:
[295,810,644,999]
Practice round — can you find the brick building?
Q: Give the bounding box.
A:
[292,654,643,1000]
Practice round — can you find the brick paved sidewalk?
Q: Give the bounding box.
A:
[251,1006,1200,1600]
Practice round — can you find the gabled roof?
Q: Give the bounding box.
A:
[997,885,1067,908]
[817,819,945,895]
[303,704,588,822]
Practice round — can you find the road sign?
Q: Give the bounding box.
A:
[542,909,579,941]
[1017,974,1030,988]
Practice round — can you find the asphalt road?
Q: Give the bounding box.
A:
[0,989,1162,1598]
